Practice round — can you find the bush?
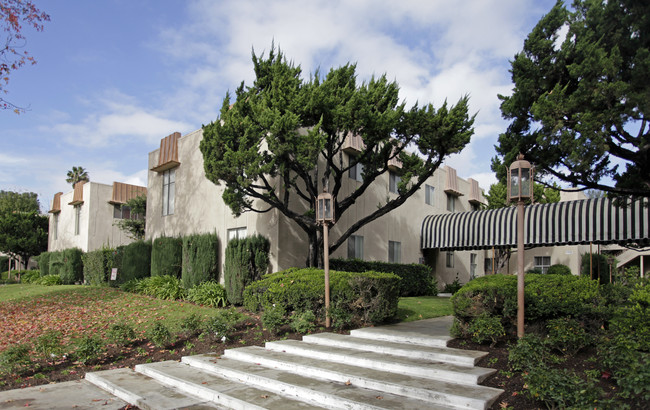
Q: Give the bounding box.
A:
[34,330,63,361]
[18,270,40,283]
[186,281,228,308]
[546,264,571,275]
[119,240,152,283]
[48,251,64,278]
[151,236,183,277]
[290,310,317,333]
[224,234,270,305]
[60,248,84,284]
[182,233,219,289]
[598,333,650,401]
[82,248,116,285]
[581,252,615,284]
[146,322,172,348]
[244,268,401,326]
[107,323,137,346]
[36,252,50,276]
[35,274,62,286]
[443,275,463,294]
[74,336,105,364]
[467,313,504,346]
[203,308,245,341]
[0,344,32,375]
[508,334,551,372]
[523,366,601,409]
[261,304,288,335]
[330,259,434,297]
[546,317,591,356]
[134,275,186,300]
[179,314,203,334]
[608,281,650,352]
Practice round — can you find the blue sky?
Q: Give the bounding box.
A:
[2,0,557,212]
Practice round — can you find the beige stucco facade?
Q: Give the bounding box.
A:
[146,129,487,287]
[48,182,143,252]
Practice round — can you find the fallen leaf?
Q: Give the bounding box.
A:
[499,401,509,408]
[375,396,383,400]
[344,380,352,386]
[260,395,269,399]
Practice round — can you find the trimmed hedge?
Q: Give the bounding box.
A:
[243,267,401,326]
[82,248,117,285]
[118,241,151,284]
[330,258,434,297]
[151,236,183,277]
[182,233,219,289]
[581,252,615,284]
[546,264,571,275]
[45,248,84,284]
[224,234,270,305]
[36,252,50,276]
[452,274,604,335]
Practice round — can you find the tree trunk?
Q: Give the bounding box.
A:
[306,229,319,267]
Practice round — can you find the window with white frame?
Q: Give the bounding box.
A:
[446,251,454,268]
[74,205,81,235]
[348,235,364,259]
[389,171,398,194]
[470,253,477,279]
[534,256,551,274]
[388,241,401,263]
[484,257,494,274]
[113,205,131,219]
[425,184,435,206]
[446,194,455,212]
[227,227,247,242]
[53,214,58,240]
[162,168,176,216]
[348,159,363,182]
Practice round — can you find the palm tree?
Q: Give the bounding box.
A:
[66,166,89,187]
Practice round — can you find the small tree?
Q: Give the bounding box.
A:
[113,195,146,240]
[224,234,270,305]
[0,191,48,270]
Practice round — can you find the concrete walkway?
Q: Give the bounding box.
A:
[0,316,503,409]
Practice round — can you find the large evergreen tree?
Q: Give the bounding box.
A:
[0,190,48,269]
[201,48,475,266]
[495,0,649,197]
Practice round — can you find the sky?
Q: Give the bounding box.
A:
[2,0,558,212]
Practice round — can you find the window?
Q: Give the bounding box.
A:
[348,160,363,182]
[446,194,455,212]
[388,241,401,263]
[162,169,176,216]
[74,205,81,235]
[227,227,247,242]
[534,256,551,274]
[425,184,435,206]
[446,251,454,268]
[53,214,58,240]
[484,257,494,274]
[471,203,480,212]
[113,205,131,219]
[389,172,398,194]
[470,253,477,279]
[348,235,364,259]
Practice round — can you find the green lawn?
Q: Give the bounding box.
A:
[396,296,453,322]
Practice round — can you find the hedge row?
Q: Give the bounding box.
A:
[243,267,401,326]
[330,258,434,297]
[151,236,183,277]
[38,248,84,284]
[182,233,219,289]
[224,235,270,305]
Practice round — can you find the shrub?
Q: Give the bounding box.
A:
[467,313,504,346]
[182,233,219,289]
[18,270,40,283]
[151,236,183,277]
[523,366,601,409]
[581,252,614,284]
[119,279,138,293]
[179,314,204,334]
[74,336,105,364]
[224,234,270,305]
[330,258,434,297]
[290,310,317,333]
[546,317,591,356]
[36,252,50,276]
[60,248,84,284]
[244,268,401,326]
[608,281,650,352]
[134,275,185,300]
[261,304,287,335]
[107,323,137,346]
[119,240,152,284]
[35,274,62,286]
[508,334,551,372]
[48,251,64,278]
[147,322,172,347]
[203,308,245,342]
[34,330,63,361]
[598,334,650,401]
[0,344,32,375]
[82,248,115,285]
[546,264,571,275]
[443,275,463,294]
[186,281,228,307]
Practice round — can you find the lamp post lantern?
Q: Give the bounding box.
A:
[316,188,335,328]
[508,153,533,338]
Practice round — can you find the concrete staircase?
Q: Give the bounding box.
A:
[84,317,503,410]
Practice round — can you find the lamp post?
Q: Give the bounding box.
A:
[607,255,614,284]
[508,153,533,338]
[316,188,335,328]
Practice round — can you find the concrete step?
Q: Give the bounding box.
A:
[85,368,223,410]
[265,339,495,385]
[183,353,456,410]
[135,360,321,410]
[349,320,453,348]
[302,332,486,367]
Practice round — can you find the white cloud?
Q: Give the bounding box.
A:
[468,172,498,192]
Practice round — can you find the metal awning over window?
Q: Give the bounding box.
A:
[421,198,650,251]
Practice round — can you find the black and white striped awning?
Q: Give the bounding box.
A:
[421,198,650,251]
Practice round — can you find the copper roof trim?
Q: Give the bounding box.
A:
[109,182,147,205]
[468,178,482,204]
[68,181,86,205]
[48,192,63,213]
[151,132,181,172]
[444,166,464,196]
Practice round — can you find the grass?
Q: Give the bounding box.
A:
[0,285,223,350]
[396,296,453,322]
